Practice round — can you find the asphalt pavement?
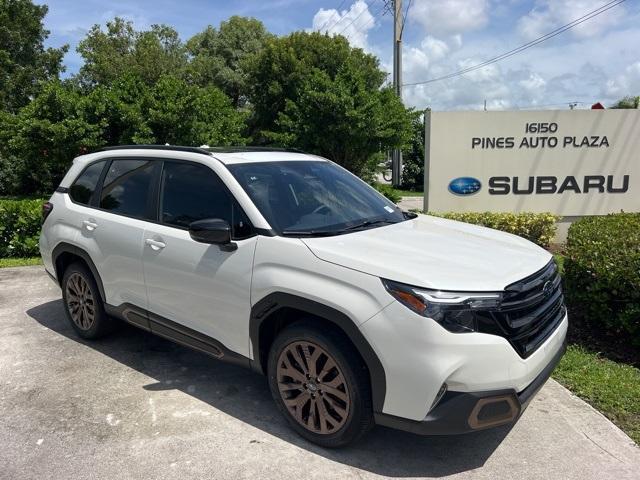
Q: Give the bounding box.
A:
[1,266,639,480]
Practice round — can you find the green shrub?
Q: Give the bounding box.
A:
[426,211,560,248]
[564,213,640,344]
[373,183,402,203]
[0,199,43,258]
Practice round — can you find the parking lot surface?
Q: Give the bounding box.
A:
[1,266,639,480]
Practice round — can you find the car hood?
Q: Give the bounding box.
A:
[300,215,552,291]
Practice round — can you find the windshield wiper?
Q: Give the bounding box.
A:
[282,219,400,237]
[281,229,342,237]
[339,219,399,232]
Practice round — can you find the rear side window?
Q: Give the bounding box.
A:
[100,160,156,219]
[160,161,233,229]
[69,161,106,205]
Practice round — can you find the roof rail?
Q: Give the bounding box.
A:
[203,146,306,154]
[98,145,307,155]
[99,145,211,155]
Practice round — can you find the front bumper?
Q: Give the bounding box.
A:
[375,340,566,435]
[360,297,568,423]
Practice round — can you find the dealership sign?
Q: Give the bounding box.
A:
[424,109,640,216]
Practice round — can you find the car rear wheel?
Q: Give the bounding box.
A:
[61,262,114,339]
[267,322,373,447]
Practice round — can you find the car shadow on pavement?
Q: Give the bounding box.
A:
[27,299,512,478]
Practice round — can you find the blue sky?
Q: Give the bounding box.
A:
[39,0,640,111]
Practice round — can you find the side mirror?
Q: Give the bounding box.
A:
[188,218,237,251]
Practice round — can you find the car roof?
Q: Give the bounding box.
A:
[211,150,324,165]
[91,145,325,165]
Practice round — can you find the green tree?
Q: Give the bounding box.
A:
[611,95,640,109]
[76,18,187,86]
[247,32,411,176]
[0,0,68,112]
[83,73,154,145]
[0,74,247,195]
[186,16,271,107]
[146,75,246,146]
[401,111,426,191]
[1,80,105,193]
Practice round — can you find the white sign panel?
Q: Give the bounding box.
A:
[424,109,640,216]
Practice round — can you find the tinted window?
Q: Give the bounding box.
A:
[160,162,234,230]
[69,161,106,205]
[100,160,156,219]
[228,161,404,235]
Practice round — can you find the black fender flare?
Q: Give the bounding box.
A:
[249,292,387,413]
[51,242,106,303]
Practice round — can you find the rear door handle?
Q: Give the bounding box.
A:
[145,238,166,251]
[82,220,98,231]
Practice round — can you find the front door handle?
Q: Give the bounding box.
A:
[82,220,98,231]
[145,238,166,251]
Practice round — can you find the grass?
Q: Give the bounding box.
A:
[552,252,639,444]
[553,345,640,444]
[373,182,423,198]
[0,257,42,268]
[393,188,423,197]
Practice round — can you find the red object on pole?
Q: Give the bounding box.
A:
[591,102,605,109]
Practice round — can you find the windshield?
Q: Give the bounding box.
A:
[228,161,406,236]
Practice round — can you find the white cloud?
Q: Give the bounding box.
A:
[518,0,626,40]
[421,36,450,61]
[519,72,546,92]
[311,0,376,50]
[605,61,640,98]
[409,0,490,36]
[400,6,640,111]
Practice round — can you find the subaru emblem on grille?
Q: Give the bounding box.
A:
[542,280,553,297]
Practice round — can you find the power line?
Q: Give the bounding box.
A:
[400,0,412,37]
[336,0,381,37]
[403,0,627,87]
[344,1,389,41]
[316,0,348,33]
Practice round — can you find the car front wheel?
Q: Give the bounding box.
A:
[267,322,373,447]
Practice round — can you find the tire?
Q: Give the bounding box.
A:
[61,261,114,340]
[267,322,374,447]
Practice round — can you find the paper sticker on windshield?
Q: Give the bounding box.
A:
[384,206,394,213]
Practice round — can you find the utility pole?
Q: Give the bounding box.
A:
[391,0,403,187]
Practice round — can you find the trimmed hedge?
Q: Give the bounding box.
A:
[427,211,560,248]
[564,213,640,344]
[373,183,402,203]
[0,199,43,258]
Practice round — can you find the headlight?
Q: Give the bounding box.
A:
[382,279,502,333]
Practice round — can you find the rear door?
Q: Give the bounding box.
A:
[78,158,159,311]
[142,160,257,357]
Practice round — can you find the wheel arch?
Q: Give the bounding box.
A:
[250,292,386,413]
[52,242,106,303]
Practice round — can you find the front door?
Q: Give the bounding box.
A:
[142,160,256,357]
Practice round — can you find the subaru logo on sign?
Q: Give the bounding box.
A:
[448,177,482,196]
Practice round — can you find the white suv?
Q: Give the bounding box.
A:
[40,145,567,447]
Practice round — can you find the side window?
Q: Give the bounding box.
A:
[100,160,156,219]
[69,161,106,205]
[160,162,251,238]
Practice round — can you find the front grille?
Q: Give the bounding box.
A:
[476,260,566,358]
